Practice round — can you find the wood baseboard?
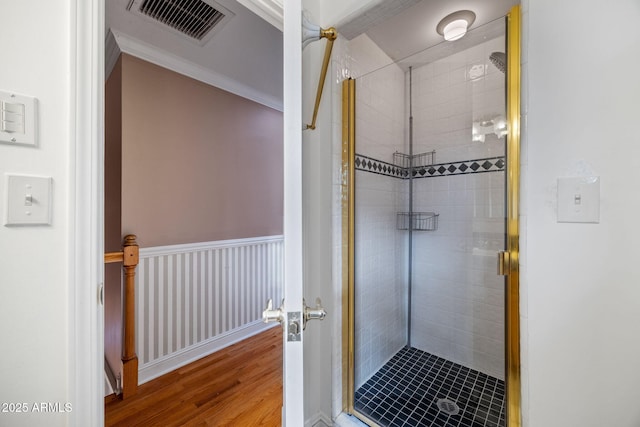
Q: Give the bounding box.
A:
[138,320,276,385]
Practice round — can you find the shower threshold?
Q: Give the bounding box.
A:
[354,347,505,427]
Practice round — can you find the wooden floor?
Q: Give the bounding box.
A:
[105,327,283,426]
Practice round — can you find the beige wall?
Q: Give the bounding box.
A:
[119,54,283,247]
[104,56,123,382]
[103,54,283,386]
[105,56,123,253]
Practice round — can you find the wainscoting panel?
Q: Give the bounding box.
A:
[136,235,283,383]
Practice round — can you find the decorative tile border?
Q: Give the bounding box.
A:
[355,154,408,178]
[355,153,505,179]
[413,156,505,177]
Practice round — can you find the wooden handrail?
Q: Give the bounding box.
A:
[104,234,139,399]
[104,251,124,264]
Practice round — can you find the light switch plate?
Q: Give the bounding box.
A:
[557,176,600,223]
[0,91,38,147]
[5,174,52,225]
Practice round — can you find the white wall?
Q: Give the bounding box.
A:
[524,0,640,426]
[0,1,73,426]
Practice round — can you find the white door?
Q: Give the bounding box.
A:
[263,1,328,424]
[282,0,304,427]
[280,1,305,425]
[263,0,331,424]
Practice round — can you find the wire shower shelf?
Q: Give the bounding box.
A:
[396,212,439,231]
[393,150,436,169]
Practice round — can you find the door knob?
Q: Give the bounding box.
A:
[303,298,327,330]
[263,299,302,341]
[262,299,284,324]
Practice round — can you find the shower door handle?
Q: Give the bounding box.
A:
[497,251,510,276]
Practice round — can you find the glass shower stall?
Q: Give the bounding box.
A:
[349,17,509,427]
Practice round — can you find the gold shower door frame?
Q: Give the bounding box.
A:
[341,5,522,426]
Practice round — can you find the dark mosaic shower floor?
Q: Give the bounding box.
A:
[354,347,505,427]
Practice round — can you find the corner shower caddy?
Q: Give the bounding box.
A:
[393,150,439,231]
[396,212,439,231]
[393,150,436,169]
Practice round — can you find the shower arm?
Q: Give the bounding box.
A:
[305,26,337,130]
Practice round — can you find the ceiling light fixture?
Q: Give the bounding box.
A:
[436,10,476,41]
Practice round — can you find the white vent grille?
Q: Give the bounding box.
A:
[127,0,234,44]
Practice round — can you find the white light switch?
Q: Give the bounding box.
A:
[0,91,37,146]
[557,176,600,223]
[5,174,52,225]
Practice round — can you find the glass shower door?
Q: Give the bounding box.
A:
[407,31,508,425]
[348,15,516,427]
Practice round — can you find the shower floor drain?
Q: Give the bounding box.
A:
[436,398,460,416]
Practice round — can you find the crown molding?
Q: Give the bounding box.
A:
[236,0,283,31]
[104,29,283,111]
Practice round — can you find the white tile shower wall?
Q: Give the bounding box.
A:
[352,39,408,389]
[410,36,506,165]
[355,61,406,162]
[411,173,505,380]
[355,172,407,389]
[408,36,506,380]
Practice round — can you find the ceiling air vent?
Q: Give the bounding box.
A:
[127,0,235,44]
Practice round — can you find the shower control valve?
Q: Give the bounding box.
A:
[303,297,327,330]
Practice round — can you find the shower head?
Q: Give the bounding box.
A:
[489,51,506,74]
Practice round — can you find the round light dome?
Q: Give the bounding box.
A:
[443,19,469,41]
[436,10,476,42]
